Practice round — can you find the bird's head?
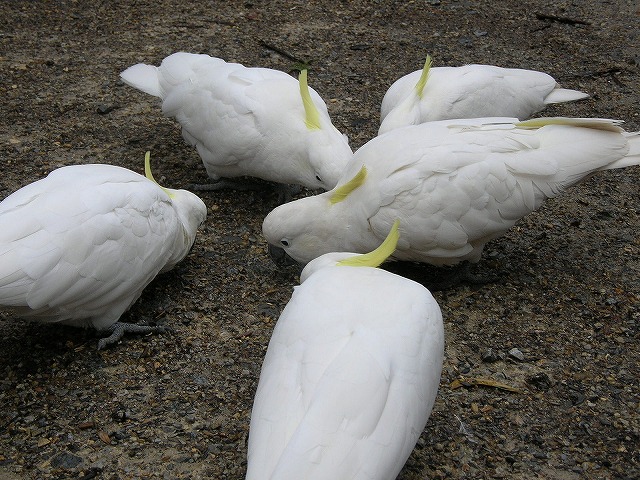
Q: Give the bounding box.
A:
[298,69,353,190]
[299,219,400,282]
[304,133,353,190]
[262,193,335,266]
[144,151,207,269]
[262,165,368,266]
[378,55,433,135]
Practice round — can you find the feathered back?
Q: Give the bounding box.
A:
[120,52,225,98]
[121,52,353,189]
[0,164,206,330]
[379,61,589,134]
[263,117,639,266]
[246,265,444,480]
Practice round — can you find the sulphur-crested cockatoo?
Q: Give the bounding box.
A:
[263,117,640,267]
[120,52,352,191]
[379,56,589,134]
[246,221,444,480]
[0,153,207,349]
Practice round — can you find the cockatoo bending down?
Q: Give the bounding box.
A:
[263,117,640,269]
[120,52,353,192]
[379,55,589,134]
[0,153,207,349]
[246,222,444,480]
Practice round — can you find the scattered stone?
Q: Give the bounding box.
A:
[50,451,83,469]
[527,372,552,390]
[481,348,502,363]
[508,348,525,361]
[96,104,116,114]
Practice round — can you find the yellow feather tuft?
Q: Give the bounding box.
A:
[144,151,174,198]
[144,151,156,182]
[299,69,322,130]
[516,117,624,132]
[337,220,400,268]
[414,55,432,99]
[329,165,367,204]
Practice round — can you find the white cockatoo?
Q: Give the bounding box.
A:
[0,153,207,349]
[263,117,640,267]
[379,55,589,134]
[246,221,444,480]
[120,52,353,191]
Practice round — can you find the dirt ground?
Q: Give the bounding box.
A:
[0,1,638,479]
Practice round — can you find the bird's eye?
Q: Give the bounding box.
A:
[315,174,322,183]
[280,240,289,247]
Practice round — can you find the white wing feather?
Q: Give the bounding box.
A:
[380,64,589,134]
[247,267,444,480]
[263,117,639,265]
[121,53,352,189]
[0,164,203,330]
[369,119,633,262]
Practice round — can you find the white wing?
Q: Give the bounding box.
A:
[247,267,443,480]
[0,164,182,330]
[380,65,588,133]
[345,118,635,264]
[123,52,352,189]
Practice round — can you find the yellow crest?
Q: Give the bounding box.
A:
[144,151,174,198]
[337,220,400,268]
[329,165,367,204]
[414,55,432,99]
[299,69,321,130]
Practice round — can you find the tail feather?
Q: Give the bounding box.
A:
[604,131,640,170]
[120,53,226,99]
[544,88,590,104]
[515,117,640,173]
[120,63,162,98]
[517,117,625,132]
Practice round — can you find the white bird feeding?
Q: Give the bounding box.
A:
[263,117,640,267]
[246,222,444,480]
[379,56,589,134]
[0,153,207,349]
[120,52,353,191]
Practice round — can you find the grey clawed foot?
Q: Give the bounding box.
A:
[186,179,256,191]
[276,183,302,204]
[97,322,171,350]
[186,179,302,205]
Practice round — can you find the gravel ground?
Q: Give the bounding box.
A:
[0,1,638,479]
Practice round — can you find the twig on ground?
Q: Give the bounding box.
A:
[535,12,591,25]
[259,40,310,68]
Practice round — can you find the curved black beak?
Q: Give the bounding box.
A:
[268,243,300,267]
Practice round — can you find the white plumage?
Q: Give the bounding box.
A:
[120,52,353,190]
[0,159,207,348]
[263,117,640,267]
[379,57,589,134]
[246,226,444,480]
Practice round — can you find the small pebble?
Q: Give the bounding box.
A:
[49,451,83,469]
[481,348,501,363]
[509,348,525,361]
[96,104,116,114]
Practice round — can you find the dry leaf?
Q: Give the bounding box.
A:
[98,431,111,444]
[450,377,523,393]
[37,438,51,447]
